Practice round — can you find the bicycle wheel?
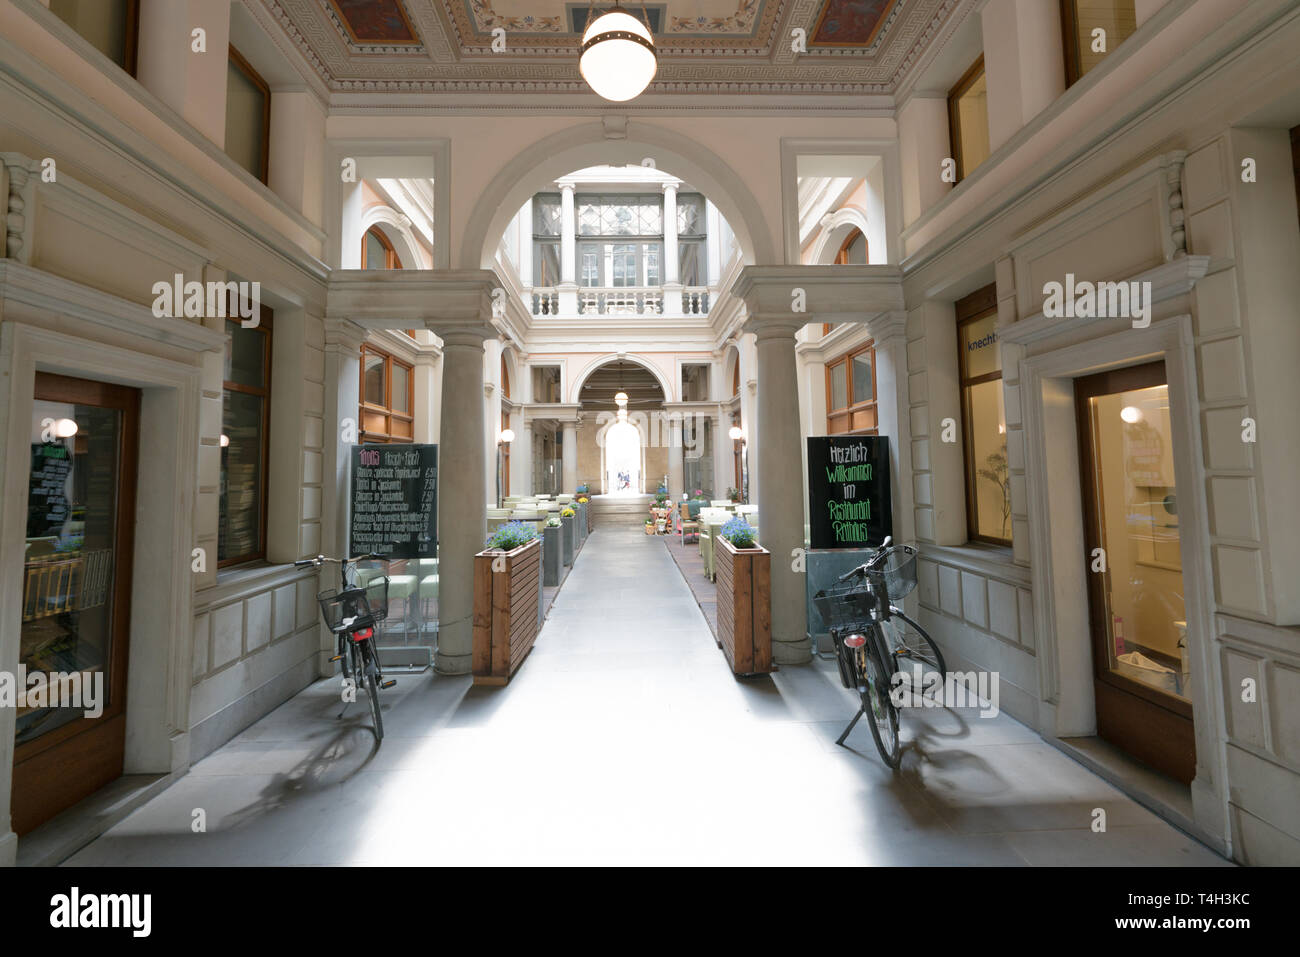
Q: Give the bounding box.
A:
[361,640,384,741]
[883,609,946,705]
[859,628,901,768]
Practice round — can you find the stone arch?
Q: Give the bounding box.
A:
[570,353,673,405]
[460,121,777,270]
[360,205,425,270]
[808,206,870,265]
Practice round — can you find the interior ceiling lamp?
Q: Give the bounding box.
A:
[615,391,629,407]
[579,3,657,102]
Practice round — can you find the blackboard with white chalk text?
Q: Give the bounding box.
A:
[349,443,437,560]
[806,435,892,550]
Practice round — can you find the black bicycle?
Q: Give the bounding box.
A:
[813,538,946,767]
[295,552,394,741]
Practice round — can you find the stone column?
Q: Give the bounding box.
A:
[436,328,491,675]
[897,94,952,228]
[558,183,578,314]
[747,317,809,663]
[662,181,682,314]
[322,318,365,675]
[667,413,684,500]
[269,90,327,224]
[136,0,232,148]
[979,0,1065,153]
[866,311,915,548]
[413,351,438,444]
[561,420,578,492]
[519,420,535,495]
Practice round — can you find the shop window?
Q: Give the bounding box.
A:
[225,45,270,183]
[1061,0,1137,85]
[956,284,1010,545]
[362,226,403,270]
[360,344,414,444]
[219,307,273,566]
[825,342,877,435]
[50,0,138,74]
[947,55,990,182]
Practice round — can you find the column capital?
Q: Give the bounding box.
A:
[742,314,807,339]
[327,270,499,335]
[323,316,367,355]
[731,265,904,323]
[866,310,908,342]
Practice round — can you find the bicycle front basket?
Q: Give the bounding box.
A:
[875,544,919,601]
[813,579,876,629]
[317,587,375,634]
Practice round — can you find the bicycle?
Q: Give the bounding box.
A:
[813,538,946,767]
[295,552,394,741]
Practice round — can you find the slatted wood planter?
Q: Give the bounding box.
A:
[714,538,773,676]
[472,538,542,686]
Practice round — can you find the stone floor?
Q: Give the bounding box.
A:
[66,525,1230,866]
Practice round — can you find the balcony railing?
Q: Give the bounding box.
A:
[528,286,711,317]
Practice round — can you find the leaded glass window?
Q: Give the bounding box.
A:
[533,194,562,236]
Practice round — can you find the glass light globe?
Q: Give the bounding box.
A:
[580,8,657,102]
[1120,406,1142,424]
[54,417,79,438]
[728,426,744,441]
[614,391,629,406]
[500,429,516,444]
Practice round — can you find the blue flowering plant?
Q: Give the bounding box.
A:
[720,516,757,549]
[484,520,538,551]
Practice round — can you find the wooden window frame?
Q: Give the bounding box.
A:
[359,344,415,444]
[227,44,271,184]
[1060,0,1139,87]
[955,283,1009,546]
[947,54,986,183]
[824,340,878,436]
[361,225,404,270]
[219,305,274,568]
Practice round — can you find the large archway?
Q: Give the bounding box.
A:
[461,121,775,270]
[577,359,666,497]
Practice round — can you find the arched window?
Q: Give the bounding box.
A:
[362,225,403,270]
[836,228,867,265]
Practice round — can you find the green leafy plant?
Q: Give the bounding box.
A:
[484,520,538,551]
[727,487,743,503]
[720,516,757,549]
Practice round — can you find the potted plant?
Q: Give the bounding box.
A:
[713,517,772,676]
[560,505,577,565]
[727,486,743,504]
[575,493,591,534]
[543,515,562,587]
[644,517,656,536]
[473,521,542,685]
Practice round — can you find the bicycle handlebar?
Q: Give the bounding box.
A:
[835,536,895,583]
[293,552,382,568]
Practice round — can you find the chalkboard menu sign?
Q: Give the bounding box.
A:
[806,436,892,550]
[28,443,73,537]
[349,444,437,560]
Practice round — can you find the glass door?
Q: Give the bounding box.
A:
[12,372,139,835]
[1075,361,1195,783]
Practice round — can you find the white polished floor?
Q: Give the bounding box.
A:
[67,525,1229,866]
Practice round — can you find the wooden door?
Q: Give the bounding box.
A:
[1075,361,1195,783]
[12,372,139,834]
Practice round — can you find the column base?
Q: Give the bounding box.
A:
[434,649,473,675]
[772,635,812,665]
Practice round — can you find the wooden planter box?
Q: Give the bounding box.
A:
[714,537,773,676]
[472,538,542,686]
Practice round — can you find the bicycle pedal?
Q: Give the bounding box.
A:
[380,679,396,689]
[329,654,343,662]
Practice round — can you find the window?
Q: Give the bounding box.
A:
[50,0,138,74]
[947,55,990,182]
[1061,0,1137,85]
[532,366,561,403]
[837,228,867,265]
[531,194,562,288]
[677,193,707,286]
[825,342,877,435]
[956,284,1009,545]
[225,45,270,183]
[219,306,273,566]
[362,226,403,270]
[359,344,414,443]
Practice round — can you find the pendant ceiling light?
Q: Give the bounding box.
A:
[579,4,657,102]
